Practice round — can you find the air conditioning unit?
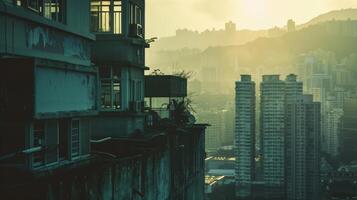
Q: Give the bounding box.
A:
[129,24,143,38]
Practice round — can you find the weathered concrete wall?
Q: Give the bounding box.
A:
[35,66,97,114]
[0,10,92,66]
[92,115,145,138]
[2,127,206,200]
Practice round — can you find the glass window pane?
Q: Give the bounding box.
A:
[71,120,80,158]
[101,80,112,109]
[113,80,121,109]
[42,0,64,23]
[33,121,45,167]
[90,0,111,32]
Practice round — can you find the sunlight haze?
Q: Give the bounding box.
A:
[146,0,357,37]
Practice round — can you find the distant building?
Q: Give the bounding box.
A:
[285,75,306,200]
[326,107,343,157]
[261,75,286,199]
[287,19,296,32]
[221,109,235,146]
[339,99,357,164]
[259,74,321,200]
[204,111,224,151]
[225,21,237,33]
[286,93,321,200]
[235,75,256,199]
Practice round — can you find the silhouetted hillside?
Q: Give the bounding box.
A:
[150,21,357,73]
[299,8,357,29]
[199,23,357,68]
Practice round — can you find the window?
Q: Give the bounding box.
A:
[91,0,122,34]
[14,0,65,23]
[44,0,64,22]
[129,3,143,37]
[129,3,143,26]
[113,0,122,34]
[59,119,69,160]
[33,121,45,167]
[71,120,80,158]
[100,66,121,110]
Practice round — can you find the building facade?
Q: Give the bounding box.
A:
[90,0,148,138]
[259,74,320,200]
[339,99,357,164]
[235,75,256,199]
[286,94,320,200]
[0,0,97,172]
[260,75,286,199]
[0,1,208,199]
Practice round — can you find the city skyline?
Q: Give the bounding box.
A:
[235,74,321,199]
[146,0,357,37]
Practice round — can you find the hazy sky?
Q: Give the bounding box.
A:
[146,0,357,38]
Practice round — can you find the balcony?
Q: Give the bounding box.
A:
[145,75,187,98]
[145,75,190,126]
[90,0,148,67]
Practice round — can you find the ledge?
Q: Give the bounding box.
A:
[94,33,149,48]
[0,2,95,40]
[98,110,147,117]
[34,110,99,120]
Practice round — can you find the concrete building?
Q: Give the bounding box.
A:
[260,74,321,200]
[0,1,208,199]
[304,95,321,200]
[201,110,224,151]
[221,108,235,146]
[0,0,97,172]
[285,75,305,200]
[90,0,148,138]
[339,99,357,164]
[287,19,296,32]
[235,75,256,199]
[260,75,286,199]
[286,94,321,200]
[233,74,321,199]
[326,107,343,157]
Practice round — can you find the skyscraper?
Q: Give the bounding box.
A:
[304,95,321,200]
[286,94,321,200]
[260,75,286,199]
[285,75,305,200]
[235,75,256,199]
[234,74,320,200]
[260,74,320,200]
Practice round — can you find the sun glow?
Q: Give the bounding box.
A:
[238,0,269,25]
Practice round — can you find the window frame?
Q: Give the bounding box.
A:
[32,120,46,168]
[90,0,122,34]
[70,119,80,159]
[13,0,66,23]
[100,66,122,111]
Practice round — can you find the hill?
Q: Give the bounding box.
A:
[299,8,357,29]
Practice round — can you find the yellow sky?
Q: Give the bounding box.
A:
[146,0,357,37]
